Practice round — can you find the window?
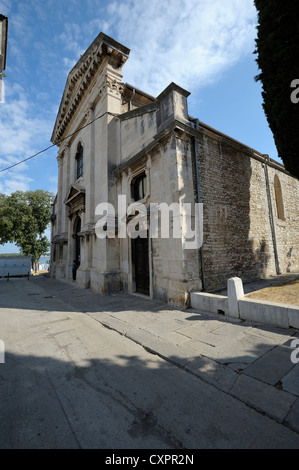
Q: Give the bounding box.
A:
[274,175,285,221]
[75,142,84,180]
[132,172,147,201]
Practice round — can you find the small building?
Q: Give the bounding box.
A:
[50,32,299,308]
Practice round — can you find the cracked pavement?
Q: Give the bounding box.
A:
[0,275,298,449]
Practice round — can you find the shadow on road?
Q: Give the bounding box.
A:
[0,276,298,449]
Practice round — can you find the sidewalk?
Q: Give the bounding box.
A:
[2,275,299,436]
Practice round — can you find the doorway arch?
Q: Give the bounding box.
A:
[74,216,81,267]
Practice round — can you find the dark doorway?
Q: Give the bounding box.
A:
[74,217,81,267]
[132,235,150,295]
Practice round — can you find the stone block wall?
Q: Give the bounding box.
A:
[196,129,299,292]
[267,165,299,274]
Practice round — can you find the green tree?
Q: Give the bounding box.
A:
[254,0,299,178]
[0,193,14,243]
[0,190,54,270]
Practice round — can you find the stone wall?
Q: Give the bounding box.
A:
[196,128,299,291]
[267,165,299,274]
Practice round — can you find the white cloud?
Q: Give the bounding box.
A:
[62,57,77,71]
[105,0,257,95]
[0,0,11,16]
[59,23,86,57]
[55,0,257,97]
[0,170,33,195]
[0,83,49,154]
[0,83,52,195]
[9,3,33,45]
[0,0,258,196]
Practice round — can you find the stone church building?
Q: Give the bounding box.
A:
[50,32,299,308]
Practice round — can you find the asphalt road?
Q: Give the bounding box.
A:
[0,276,299,449]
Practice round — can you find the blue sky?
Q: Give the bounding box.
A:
[0,0,278,253]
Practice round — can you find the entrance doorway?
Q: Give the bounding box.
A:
[74,217,81,267]
[132,235,150,295]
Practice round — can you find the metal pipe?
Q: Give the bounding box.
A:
[193,119,206,291]
[129,88,136,111]
[263,155,281,275]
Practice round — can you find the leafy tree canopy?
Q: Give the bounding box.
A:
[0,190,54,267]
[254,0,299,178]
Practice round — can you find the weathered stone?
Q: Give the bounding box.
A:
[227,277,244,318]
[243,345,296,386]
[50,31,299,311]
[230,375,296,423]
[284,398,299,433]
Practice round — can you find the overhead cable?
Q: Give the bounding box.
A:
[0,111,116,173]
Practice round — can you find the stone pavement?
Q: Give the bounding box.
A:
[2,275,299,437]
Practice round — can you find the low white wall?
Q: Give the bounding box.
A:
[239,298,299,329]
[190,292,228,315]
[190,278,299,330]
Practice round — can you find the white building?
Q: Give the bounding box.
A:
[50,32,299,308]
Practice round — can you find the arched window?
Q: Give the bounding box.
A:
[274,175,285,221]
[75,142,84,180]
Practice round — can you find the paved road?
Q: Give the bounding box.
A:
[0,276,298,449]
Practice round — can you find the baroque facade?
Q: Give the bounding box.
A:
[50,33,299,308]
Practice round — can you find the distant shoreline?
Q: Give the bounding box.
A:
[0,254,50,259]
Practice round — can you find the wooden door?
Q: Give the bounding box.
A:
[132,236,150,295]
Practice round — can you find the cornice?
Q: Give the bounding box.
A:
[51,33,130,144]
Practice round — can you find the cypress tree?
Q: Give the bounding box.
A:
[254,0,299,178]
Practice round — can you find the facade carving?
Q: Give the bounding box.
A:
[50,32,299,308]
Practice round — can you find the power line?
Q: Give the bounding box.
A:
[0,111,116,174]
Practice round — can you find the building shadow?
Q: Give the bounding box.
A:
[0,342,298,450]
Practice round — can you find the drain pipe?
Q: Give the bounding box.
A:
[128,88,136,111]
[193,118,206,291]
[263,154,281,275]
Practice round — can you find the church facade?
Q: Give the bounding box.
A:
[50,33,299,308]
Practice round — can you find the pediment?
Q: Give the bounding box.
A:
[64,184,86,214]
[51,33,130,144]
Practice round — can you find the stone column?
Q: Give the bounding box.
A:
[84,103,95,226]
[56,152,64,236]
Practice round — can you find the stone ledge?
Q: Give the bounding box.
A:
[190,292,228,316]
[239,298,298,329]
[190,277,299,330]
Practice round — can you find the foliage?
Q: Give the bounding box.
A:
[0,190,54,268]
[254,0,299,178]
